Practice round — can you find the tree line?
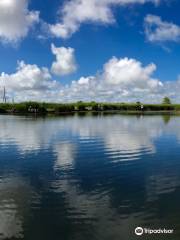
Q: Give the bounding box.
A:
[0,97,178,114]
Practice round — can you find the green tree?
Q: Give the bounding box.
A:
[162,97,171,105]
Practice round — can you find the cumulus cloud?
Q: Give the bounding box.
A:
[144,14,180,43]
[61,57,163,102]
[0,61,60,102]
[51,44,77,76]
[0,0,39,43]
[102,57,161,88]
[2,55,180,103]
[49,0,160,39]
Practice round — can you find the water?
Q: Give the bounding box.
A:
[0,114,180,240]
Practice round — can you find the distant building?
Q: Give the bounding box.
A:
[98,104,104,111]
[85,106,93,111]
[28,106,39,113]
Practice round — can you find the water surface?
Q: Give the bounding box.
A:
[0,114,180,240]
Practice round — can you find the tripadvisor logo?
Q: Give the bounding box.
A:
[135,227,174,236]
[135,227,143,236]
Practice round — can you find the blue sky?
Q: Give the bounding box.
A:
[0,0,180,102]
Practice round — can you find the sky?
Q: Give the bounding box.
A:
[0,0,180,103]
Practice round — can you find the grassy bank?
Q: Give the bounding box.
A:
[1,102,180,115]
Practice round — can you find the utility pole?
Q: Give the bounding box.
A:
[3,86,6,103]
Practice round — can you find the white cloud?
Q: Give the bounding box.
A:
[61,57,163,102]
[49,0,160,39]
[0,61,60,102]
[102,57,160,88]
[1,61,53,91]
[77,77,91,85]
[0,0,39,43]
[2,55,180,103]
[51,44,77,76]
[144,14,180,43]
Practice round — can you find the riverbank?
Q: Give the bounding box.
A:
[1,102,180,115]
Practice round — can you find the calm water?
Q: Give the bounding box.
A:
[0,114,180,240]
